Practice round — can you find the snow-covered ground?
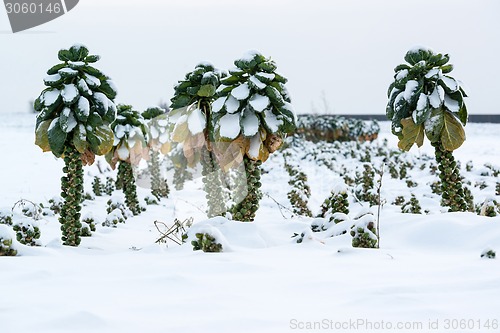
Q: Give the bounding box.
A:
[1,112,499,333]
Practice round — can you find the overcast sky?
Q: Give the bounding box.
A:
[0,0,499,115]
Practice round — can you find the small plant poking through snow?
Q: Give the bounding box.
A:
[317,181,350,223]
[102,209,125,228]
[350,211,378,249]
[191,233,223,253]
[12,218,41,246]
[92,176,103,196]
[478,198,500,217]
[284,157,312,217]
[81,212,96,236]
[401,194,422,214]
[481,249,496,259]
[0,210,13,226]
[0,225,17,256]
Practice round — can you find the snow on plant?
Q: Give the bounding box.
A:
[92,176,103,196]
[401,194,422,214]
[478,198,500,217]
[106,104,148,215]
[0,209,13,226]
[106,194,132,220]
[211,51,296,222]
[142,106,170,200]
[81,212,96,236]
[34,44,117,246]
[12,218,41,246]
[0,225,17,256]
[481,249,496,259]
[350,210,378,249]
[386,46,470,212]
[102,209,125,228]
[169,62,226,217]
[191,233,223,253]
[284,156,312,217]
[316,181,350,225]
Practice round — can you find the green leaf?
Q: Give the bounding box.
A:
[70,44,89,61]
[87,113,103,128]
[84,55,100,63]
[47,118,68,157]
[265,85,285,108]
[424,108,445,142]
[35,120,52,152]
[98,80,117,100]
[394,64,411,72]
[458,103,468,126]
[257,61,277,73]
[221,76,241,86]
[440,64,454,74]
[58,49,72,62]
[441,111,466,151]
[47,63,66,75]
[197,84,216,97]
[82,66,104,79]
[398,117,424,151]
[87,125,114,156]
[75,96,90,122]
[72,124,88,154]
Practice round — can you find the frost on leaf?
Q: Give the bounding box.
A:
[231,83,251,101]
[217,113,241,140]
[249,94,270,112]
[241,108,260,137]
[403,80,419,102]
[224,95,240,114]
[187,108,206,135]
[444,95,460,113]
[429,85,444,108]
[42,89,60,106]
[212,96,226,113]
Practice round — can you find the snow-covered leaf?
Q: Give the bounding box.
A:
[224,95,240,114]
[61,84,79,105]
[249,94,270,112]
[47,117,67,157]
[424,109,444,143]
[212,96,226,113]
[241,109,260,137]
[231,83,250,101]
[72,124,88,154]
[439,76,459,93]
[217,113,241,140]
[428,85,444,109]
[187,108,206,135]
[59,108,77,133]
[41,89,60,107]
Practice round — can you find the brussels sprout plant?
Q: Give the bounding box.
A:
[386,47,470,212]
[106,104,148,215]
[169,62,227,217]
[211,51,296,221]
[34,44,117,246]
